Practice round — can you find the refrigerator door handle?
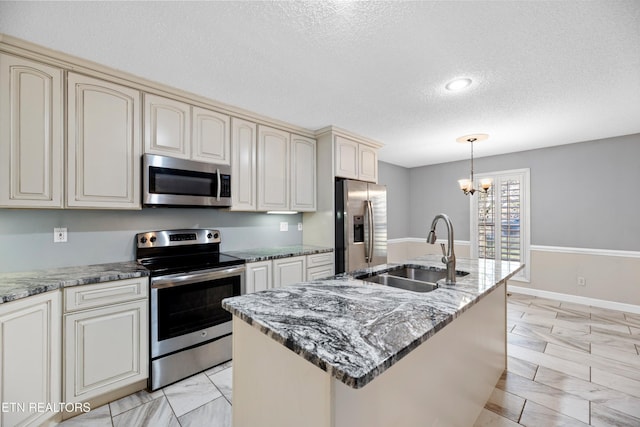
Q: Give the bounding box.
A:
[364,200,374,263]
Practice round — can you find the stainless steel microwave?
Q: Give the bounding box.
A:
[142,154,232,207]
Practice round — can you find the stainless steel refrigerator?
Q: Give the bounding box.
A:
[335,179,387,273]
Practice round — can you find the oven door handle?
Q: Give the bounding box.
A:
[150,265,246,289]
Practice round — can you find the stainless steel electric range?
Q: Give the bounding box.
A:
[136,229,245,390]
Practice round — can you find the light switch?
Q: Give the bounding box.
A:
[280,222,288,232]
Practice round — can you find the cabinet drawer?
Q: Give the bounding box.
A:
[306,252,333,268]
[307,265,335,281]
[64,277,148,313]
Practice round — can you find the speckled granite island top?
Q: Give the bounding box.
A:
[0,262,149,304]
[225,245,332,262]
[222,255,523,389]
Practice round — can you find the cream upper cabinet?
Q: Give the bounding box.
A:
[257,125,290,211]
[290,135,316,212]
[0,53,64,208]
[358,143,378,183]
[192,106,230,164]
[0,291,61,427]
[334,135,379,183]
[335,136,358,180]
[144,93,191,159]
[144,94,231,165]
[231,118,257,211]
[67,72,141,209]
[63,278,148,405]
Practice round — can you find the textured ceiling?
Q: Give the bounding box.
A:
[1,1,639,167]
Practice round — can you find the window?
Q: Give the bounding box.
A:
[470,169,530,281]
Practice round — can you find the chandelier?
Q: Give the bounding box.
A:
[456,134,492,195]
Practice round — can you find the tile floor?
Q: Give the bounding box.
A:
[57,294,640,427]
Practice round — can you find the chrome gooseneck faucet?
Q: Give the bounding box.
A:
[427,213,456,285]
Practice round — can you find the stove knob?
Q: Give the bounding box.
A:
[213,232,219,239]
[140,237,147,244]
[150,236,157,243]
[207,233,213,239]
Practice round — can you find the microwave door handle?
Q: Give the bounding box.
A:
[216,168,221,201]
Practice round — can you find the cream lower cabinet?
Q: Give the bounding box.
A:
[67,72,141,209]
[306,252,335,281]
[245,260,272,294]
[0,291,61,427]
[273,256,306,288]
[246,253,333,293]
[0,53,64,208]
[63,278,148,406]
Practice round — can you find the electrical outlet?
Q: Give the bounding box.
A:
[577,276,586,287]
[280,222,288,232]
[54,227,67,243]
[298,222,303,231]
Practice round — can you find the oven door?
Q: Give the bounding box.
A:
[150,265,245,358]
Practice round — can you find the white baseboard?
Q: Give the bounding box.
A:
[508,285,640,314]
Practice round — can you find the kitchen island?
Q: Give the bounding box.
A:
[222,255,523,427]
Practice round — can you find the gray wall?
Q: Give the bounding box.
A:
[0,209,302,272]
[377,161,411,240]
[408,133,640,251]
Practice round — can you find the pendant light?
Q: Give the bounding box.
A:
[457,134,492,195]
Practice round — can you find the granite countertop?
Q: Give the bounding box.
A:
[225,245,333,262]
[222,255,523,389]
[0,262,150,304]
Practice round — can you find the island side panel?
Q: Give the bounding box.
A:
[332,283,507,427]
[232,317,333,427]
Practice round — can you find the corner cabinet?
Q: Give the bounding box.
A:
[0,291,61,427]
[67,73,141,209]
[0,53,64,208]
[63,278,148,406]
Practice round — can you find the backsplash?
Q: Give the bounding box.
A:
[0,208,302,272]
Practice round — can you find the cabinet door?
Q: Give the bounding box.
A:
[290,135,316,212]
[67,73,141,209]
[0,291,61,427]
[358,144,378,183]
[64,299,148,403]
[245,261,272,293]
[334,136,358,179]
[231,118,257,211]
[273,256,306,288]
[192,106,230,164]
[144,93,191,159]
[257,126,289,211]
[0,54,63,208]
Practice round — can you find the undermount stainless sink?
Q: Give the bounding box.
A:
[387,267,470,282]
[361,267,469,293]
[363,274,438,293]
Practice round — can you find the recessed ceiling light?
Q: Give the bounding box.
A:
[445,78,472,91]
